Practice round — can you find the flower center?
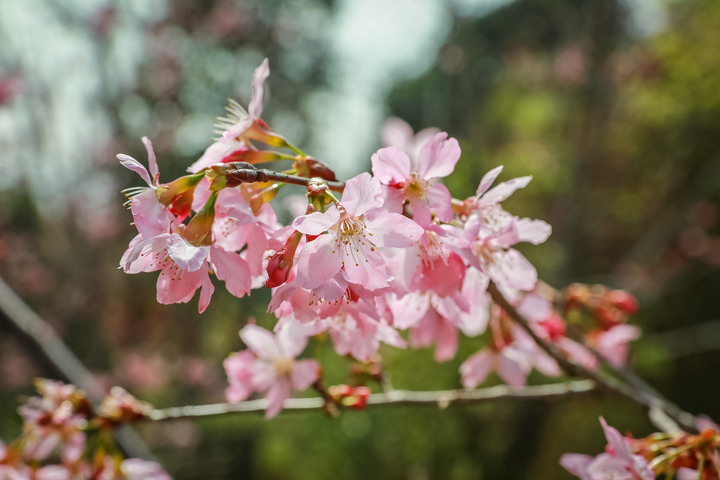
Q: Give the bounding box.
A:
[273,357,294,376]
[405,172,429,203]
[332,216,376,266]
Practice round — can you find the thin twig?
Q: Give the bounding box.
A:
[487,281,698,432]
[226,166,346,192]
[146,380,597,422]
[0,275,155,460]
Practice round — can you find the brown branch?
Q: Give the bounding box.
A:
[225,165,345,192]
[146,380,597,422]
[487,281,698,432]
[0,275,156,460]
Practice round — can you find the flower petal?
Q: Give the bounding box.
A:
[460,350,495,389]
[240,324,281,360]
[141,136,159,183]
[188,139,244,173]
[291,359,319,390]
[425,182,453,223]
[292,207,340,235]
[417,132,461,179]
[371,146,411,184]
[390,293,430,329]
[479,176,532,206]
[559,453,593,479]
[295,235,343,289]
[118,154,152,187]
[249,58,270,120]
[276,321,309,358]
[341,172,382,216]
[475,166,503,197]
[264,378,291,419]
[516,218,552,245]
[156,265,208,306]
[131,189,174,238]
[381,116,413,148]
[366,211,423,248]
[497,347,530,387]
[599,417,633,463]
[211,246,252,299]
[341,242,388,290]
[167,234,209,272]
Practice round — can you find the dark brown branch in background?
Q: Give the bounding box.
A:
[146,380,597,422]
[487,281,699,433]
[0,275,155,460]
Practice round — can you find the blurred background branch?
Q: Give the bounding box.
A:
[0,275,155,460]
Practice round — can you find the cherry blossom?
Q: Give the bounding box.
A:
[118,137,176,238]
[387,291,469,362]
[188,58,270,173]
[371,131,460,226]
[381,117,440,160]
[292,172,423,295]
[224,323,319,418]
[561,418,654,480]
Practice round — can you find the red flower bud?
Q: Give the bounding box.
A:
[352,386,371,409]
[539,313,566,340]
[594,306,624,329]
[266,232,302,288]
[607,290,639,315]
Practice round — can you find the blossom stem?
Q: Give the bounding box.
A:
[144,380,596,422]
[225,164,345,192]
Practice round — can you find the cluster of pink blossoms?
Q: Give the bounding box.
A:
[1,380,169,480]
[562,417,720,479]
[118,59,641,421]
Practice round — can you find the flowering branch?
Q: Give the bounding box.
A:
[487,281,698,432]
[146,380,597,422]
[223,163,346,192]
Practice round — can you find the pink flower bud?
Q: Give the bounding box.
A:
[266,232,302,288]
[157,173,204,219]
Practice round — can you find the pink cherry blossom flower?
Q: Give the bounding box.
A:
[381,117,440,162]
[470,165,552,245]
[371,131,460,226]
[188,59,270,173]
[452,217,539,294]
[388,291,468,362]
[204,183,287,289]
[320,299,406,361]
[224,323,319,418]
[587,324,641,367]
[460,345,531,388]
[273,294,406,361]
[459,304,544,388]
[120,232,215,312]
[292,172,423,294]
[389,225,466,297]
[560,417,654,480]
[446,167,551,296]
[118,137,176,239]
[121,229,259,312]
